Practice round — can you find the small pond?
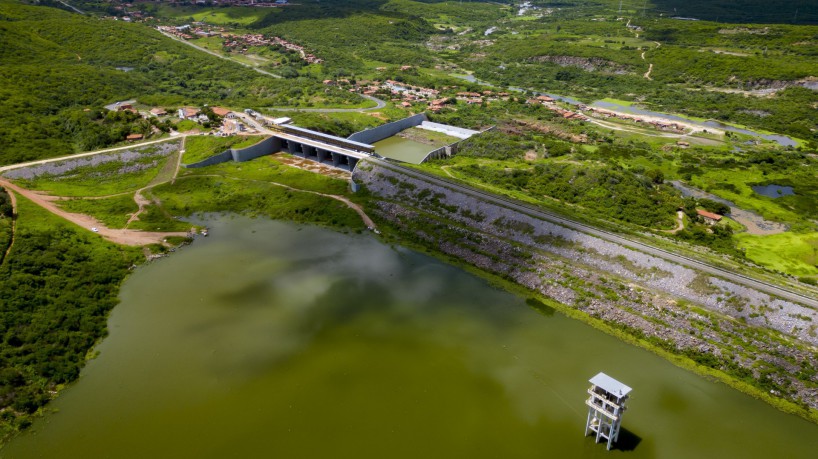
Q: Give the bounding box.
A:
[752,184,795,198]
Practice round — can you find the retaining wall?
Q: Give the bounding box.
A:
[232,136,280,162]
[184,150,234,168]
[185,136,279,168]
[420,126,496,163]
[347,113,428,145]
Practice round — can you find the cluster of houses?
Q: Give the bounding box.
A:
[176,106,249,134]
[157,25,196,40]
[322,78,517,112]
[221,33,323,64]
[526,95,588,121]
[108,99,251,139]
[157,24,323,65]
[582,106,687,133]
[168,0,289,6]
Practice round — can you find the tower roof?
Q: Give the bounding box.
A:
[589,372,632,397]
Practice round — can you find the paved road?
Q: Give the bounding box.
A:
[368,158,818,309]
[265,94,387,113]
[159,31,283,79]
[57,0,84,14]
[158,31,386,112]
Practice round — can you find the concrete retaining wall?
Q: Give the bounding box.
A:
[184,150,234,168]
[347,113,428,145]
[185,136,279,168]
[232,136,280,162]
[420,126,495,163]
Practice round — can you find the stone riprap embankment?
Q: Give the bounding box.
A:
[354,161,818,412]
[2,141,180,181]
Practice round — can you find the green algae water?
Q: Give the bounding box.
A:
[373,136,433,164]
[4,216,818,458]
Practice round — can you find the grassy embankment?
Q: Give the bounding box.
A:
[28,135,364,231]
[153,155,365,230]
[182,135,266,164]
[8,141,182,197]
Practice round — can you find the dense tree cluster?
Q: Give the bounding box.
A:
[0,218,140,438]
[455,136,682,229]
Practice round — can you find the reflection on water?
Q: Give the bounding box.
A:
[752,184,795,198]
[3,217,818,458]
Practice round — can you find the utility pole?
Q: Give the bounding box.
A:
[618,0,623,15]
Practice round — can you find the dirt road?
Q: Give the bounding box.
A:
[0,179,190,246]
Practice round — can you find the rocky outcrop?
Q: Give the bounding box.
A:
[528,55,629,74]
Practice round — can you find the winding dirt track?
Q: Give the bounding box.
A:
[0,178,189,246]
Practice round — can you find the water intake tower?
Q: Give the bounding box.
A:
[584,372,631,450]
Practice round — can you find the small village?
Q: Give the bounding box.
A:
[156,25,323,64]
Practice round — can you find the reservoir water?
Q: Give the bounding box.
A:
[4,216,818,458]
[373,136,433,164]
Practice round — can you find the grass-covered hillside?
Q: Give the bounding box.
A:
[0,0,357,164]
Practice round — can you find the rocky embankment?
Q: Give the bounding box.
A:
[528,55,629,74]
[354,161,818,414]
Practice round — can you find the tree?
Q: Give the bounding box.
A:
[646,169,664,185]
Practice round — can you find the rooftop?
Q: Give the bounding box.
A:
[589,372,632,398]
[697,209,723,221]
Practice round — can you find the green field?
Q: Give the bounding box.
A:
[182,135,266,164]
[157,5,273,26]
[736,232,818,276]
[5,142,182,197]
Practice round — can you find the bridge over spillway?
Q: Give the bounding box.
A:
[184,123,376,171]
[272,124,375,171]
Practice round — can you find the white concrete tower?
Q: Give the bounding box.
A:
[584,372,632,450]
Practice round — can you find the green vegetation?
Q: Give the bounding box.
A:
[451,158,680,229]
[0,0,817,442]
[180,155,351,195]
[57,195,139,229]
[0,188,13,264]
[154,158,364,229]
[182,135,265,164]
[736,232,818,276]
[0,195,142,441]
[6,141,181,197]
[159,5,270,26]
[0,0,362,164]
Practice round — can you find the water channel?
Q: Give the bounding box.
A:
[3,216,818,458]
